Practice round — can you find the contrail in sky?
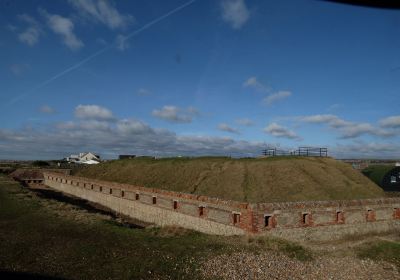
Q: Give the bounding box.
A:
[5,0,197,106]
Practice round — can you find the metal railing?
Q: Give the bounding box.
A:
[262,147,328,157]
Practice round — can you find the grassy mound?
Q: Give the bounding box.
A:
[362,165,398,186]
[74,157,384,203]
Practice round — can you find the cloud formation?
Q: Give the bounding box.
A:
[136,88,152,96]
[74,104,114,120]
[1,104,400,159]
[43,11,84,50]
[244,77,291,106]
[379,116,400,128]
[0,105,266,159]
[115,34,129,51]
[299,114,394,139]
[221,0,250,29]
[264,123,300,140]
[333,141,400,159]
[17,14,43,46]
[263,91,292,106]
[243,76,270,92]
[236,118,254,126]
[152,106,199,123]
[218,123,240,134]
[68,0,134,29]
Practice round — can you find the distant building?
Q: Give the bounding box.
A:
[119,155,136,160]
[65,152,100,164]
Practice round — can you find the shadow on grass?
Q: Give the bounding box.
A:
[30,187,147,229]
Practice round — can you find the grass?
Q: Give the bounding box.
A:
[0,175,311,279]
[362,165,397,186]
[74,156,384,203]
[356,240,400,268]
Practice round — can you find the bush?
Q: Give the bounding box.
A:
[32,161,50,167]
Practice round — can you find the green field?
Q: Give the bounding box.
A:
[0,175,311,279]
[74,157,384,203]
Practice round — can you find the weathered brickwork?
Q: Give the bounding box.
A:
[43,172,400,239]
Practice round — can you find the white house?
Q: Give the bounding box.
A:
[66,152,100,164]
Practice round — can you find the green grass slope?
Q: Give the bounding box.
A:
[74,157,385,203]
[362,165,396,186]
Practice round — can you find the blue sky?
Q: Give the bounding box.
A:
[1,0,400,159]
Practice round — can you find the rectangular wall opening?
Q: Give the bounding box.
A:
[91,184,94,190]
[121,191,125,197]
[173,200,178,210]
[109,188,113,194]
[302,213,310,225]
[99,186,103,192]
[264,215,273,228]
[152,196,157,204]
[135,193,139,200]
[366,209,375,222]
[336,211,344,223]
[233,213,240,225]
[394,208,400,219]
[199,206,205,217]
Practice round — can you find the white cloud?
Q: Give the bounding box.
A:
[0,105,268,159]
[1,105,400,159]
[68,0,134,29]
[333,141,400,159]
[115,34,129,51]
[263,91,292,106]
[17,14,43,46]
[9,63,30,76]
[299,114,395,139]
[243,76,270,92]
[236,118,254,126]
[300,114,351,129]
[42,11,84,50]
[244,77,290,106]
[264,123,300,140]
[379,116,400,128]
[218,123,240,134]
[137,88,152,96]
[39,105,55,114]
[221,0,250,29]
[116,119,153,135]
[152,106,199,123]
[74,104,114,120]
[300,114,340,124]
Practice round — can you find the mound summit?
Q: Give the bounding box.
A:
[74,157,384,203]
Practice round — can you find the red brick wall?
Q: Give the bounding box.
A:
[43,172,400,234]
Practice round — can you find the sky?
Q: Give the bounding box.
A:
[1,0,400,160]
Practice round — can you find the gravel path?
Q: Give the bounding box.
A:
[201,251,400,280]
